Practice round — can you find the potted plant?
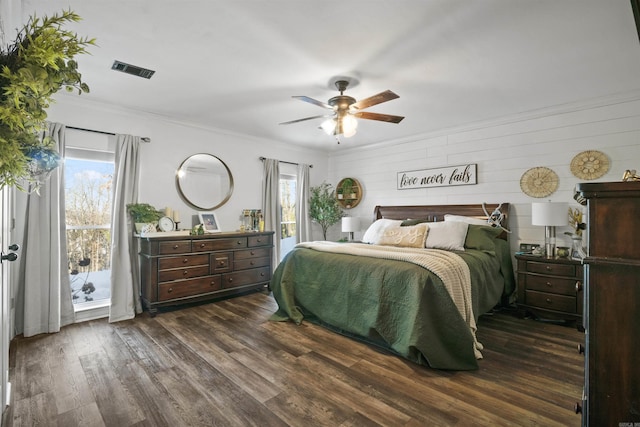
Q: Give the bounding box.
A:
[340,178,354,199]
[0,10,94,190]
[309,182,344,240]
[126,203,163,232]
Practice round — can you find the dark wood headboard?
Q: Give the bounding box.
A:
[373,203,510,238]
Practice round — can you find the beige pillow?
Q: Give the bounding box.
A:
[375,223,429,248]
[425,221,468,251]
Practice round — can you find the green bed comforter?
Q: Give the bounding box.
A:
[270,241,514,370]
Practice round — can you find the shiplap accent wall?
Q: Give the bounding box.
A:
[328,95,640,253]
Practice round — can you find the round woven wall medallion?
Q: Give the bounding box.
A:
[520,166,559,198]
[570,150,609,180]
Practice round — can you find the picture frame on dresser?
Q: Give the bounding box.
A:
[198,212,221,232]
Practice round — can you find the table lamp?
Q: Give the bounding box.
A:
[342,216,359,241]
[531,202,568,258]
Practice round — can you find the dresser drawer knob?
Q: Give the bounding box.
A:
[250,261,255,265]
[575,281,583,292]
[577,344,584,354]
[228,278,233,282]
[200,243,206,248]
[237,241,242,245]
[250,251,255,255]
[173,244,179,249]
[260,272,265,277]
[183,258,189,263]
[257,238,262,242]
[219,261,226,266]
[546,298,552,304]
[168,287,173,293]
[546,282,552,287]
[210,281,216,286]
[183,270,189,275]
[545,265,552,271]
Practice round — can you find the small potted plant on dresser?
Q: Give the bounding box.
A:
[126,203,163,233]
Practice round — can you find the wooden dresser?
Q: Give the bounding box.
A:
[574,181,640,426]
[138,231,274,315]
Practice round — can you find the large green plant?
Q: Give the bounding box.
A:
[0,10,95,189]
[126,203,163,223]
[309,182,344,240]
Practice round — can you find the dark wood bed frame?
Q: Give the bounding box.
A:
[374,203,510,239]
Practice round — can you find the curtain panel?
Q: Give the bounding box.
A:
[296,163,311,243]
[261,158,280,267]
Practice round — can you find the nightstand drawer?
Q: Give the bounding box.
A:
[526,275,578,296]
[526,261,575,277]
[526,290,577,314]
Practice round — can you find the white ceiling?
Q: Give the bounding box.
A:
[19,0,640,151]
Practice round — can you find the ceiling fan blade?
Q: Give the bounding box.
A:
[353,111,405,123]
[293,95,332,109]
[351,90,399,110]
[279,114,333,125]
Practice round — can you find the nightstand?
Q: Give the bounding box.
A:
[515,254,583,322]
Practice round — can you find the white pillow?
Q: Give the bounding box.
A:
[362,219,403,244]
[444,214,488,226]
[425,221,469,251]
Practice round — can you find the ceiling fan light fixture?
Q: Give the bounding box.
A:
[321,118,336,135]
[342,115,358,137]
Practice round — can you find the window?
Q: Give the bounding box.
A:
[64,133,114,312]
[279,174,296,259]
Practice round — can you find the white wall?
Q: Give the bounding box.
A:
[328,93,640,253]
[46,95,330,235]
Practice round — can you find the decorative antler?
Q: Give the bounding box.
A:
[482,202,511,233]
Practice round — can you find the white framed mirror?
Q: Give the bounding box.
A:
[175,153,234,210]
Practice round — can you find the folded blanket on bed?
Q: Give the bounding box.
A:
[296,241,484,359]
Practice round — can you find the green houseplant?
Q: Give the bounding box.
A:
[126,203,163,232]
[309,182,344,240]
[0,10,95,190]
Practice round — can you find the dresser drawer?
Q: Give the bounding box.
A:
[525,290,577,314]
[158,276,222,301]
[223,267,271,289]
[211,252,233,273]
[249,234,272,247]
[158,265,210,282]
[526,261,575,277]
[234,256,270,271]
[525,275,578,296]
[193,238,247,252]
[234,247,270,260]
[158,254,208,270]
[158,240,191,255]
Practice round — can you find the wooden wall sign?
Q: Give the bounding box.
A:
[397,164,477,190]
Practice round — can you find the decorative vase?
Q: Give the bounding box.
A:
[571,235,586,259]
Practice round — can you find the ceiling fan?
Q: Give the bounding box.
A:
[280,79,404,141]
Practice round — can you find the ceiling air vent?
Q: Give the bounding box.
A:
[111,60,155,79]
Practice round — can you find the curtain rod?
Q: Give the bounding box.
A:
[259,156,313,168]
[66,125,151,143]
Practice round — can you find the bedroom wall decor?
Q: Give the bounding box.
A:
[519,166,559,198]
[570,150,609,180]
[397,164,477,190]
[336,177,362,209]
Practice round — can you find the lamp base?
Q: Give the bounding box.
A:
[545,225,557,258]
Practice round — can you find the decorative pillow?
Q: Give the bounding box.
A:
[464,224,504,251]
[362,219,403,244]
[425,221,468,251]
[400,218,429,226]
[375,223,429,248]
[444,214,488,226]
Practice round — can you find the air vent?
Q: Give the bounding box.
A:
[111,60,155,79]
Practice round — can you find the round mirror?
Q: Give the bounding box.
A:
[176,154,234,210]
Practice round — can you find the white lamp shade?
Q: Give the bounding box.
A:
[342,216,359,232]
[531,202,568,226]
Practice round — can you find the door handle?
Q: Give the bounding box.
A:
[1,252,18,263]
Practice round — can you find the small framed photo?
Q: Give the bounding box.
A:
[198,212,221,233]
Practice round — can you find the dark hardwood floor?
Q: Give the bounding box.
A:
[4,291,584,426]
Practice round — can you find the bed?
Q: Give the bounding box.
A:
[269,204,515,370]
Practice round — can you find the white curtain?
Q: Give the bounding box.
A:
[109,134,141,322]
[262,158,280,267]
[15,122,75,337]
[295,163,311,243]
